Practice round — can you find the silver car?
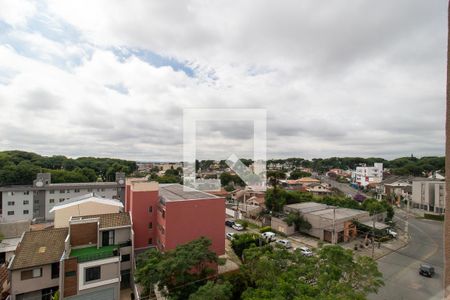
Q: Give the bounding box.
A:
[276,239,292,249]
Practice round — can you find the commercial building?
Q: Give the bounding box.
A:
[411,180,446,215]
[284,202,372,244]
[351,163,383,187]
[0,173,126,223]
[126,180,225,255]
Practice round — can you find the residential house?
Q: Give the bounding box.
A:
[351,163,383,188]
[8,228,68,300]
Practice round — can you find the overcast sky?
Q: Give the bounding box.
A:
[0,0,446,161]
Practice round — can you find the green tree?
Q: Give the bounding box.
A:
[231,233,265,259]
[288,170,311,179]
[135,237,218,300]
[188,281,232,300]
[283,212,312,232]
[239,244,383,300]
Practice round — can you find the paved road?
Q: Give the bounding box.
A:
[369,211,443,300]
[319,175,366,197]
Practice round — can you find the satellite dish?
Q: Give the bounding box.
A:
[118,179,124,185]
[35,181,43,187]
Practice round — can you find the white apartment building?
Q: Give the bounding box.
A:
[411,180,446,215]
[352,163,383,187]
[0,173,126,223]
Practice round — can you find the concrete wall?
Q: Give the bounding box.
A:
[271,217,295,236]
[10,264,59,297]
[54,202,120,228]
[412,181,446,214]
[0,220,30,238]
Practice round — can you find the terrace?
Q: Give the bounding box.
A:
[70,245,119,263]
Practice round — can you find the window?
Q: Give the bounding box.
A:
[7,211,14,216]
[23,210,29,215]
[9,192,14,196]
[60,190,65,194]
[66,189,71,193]
[23,191,29,195]
[7,201,15,206]
[49,190,55,194]
[23,200,29,205]
[121,254,130,262]
[51,262,59,279]
[102,230,115,246]
[59,198,65,203]
[148,238,152,245]
[34,200,39,204]
[85,266,101,282]
[148,206,153,213]
[21,268,42,280]
[74,189,80,193]
[148,222,152,229]
[49,199,55,204]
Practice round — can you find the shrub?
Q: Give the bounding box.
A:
[424,213,444,221]
[259,226,272,233]
[236,220,249,229]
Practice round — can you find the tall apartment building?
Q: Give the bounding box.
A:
[411,180,446,215]
[126,180,225,256]
[352,163,383,187]
[0,173,126,223]
[8,211,133,300]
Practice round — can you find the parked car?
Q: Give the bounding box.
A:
[298,246,313,257]
[225,220,235,227]
[386,229,398,238]
[275,239,292,249]
[419,264,435,277]
[261,231,276,241]
[226,232,235,240]
[232,223,244,231]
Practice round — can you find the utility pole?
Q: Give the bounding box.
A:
[372,214,376,259]
[332,207,336,244]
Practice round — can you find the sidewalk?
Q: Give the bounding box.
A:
[341,235,408,260]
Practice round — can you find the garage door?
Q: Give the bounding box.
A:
[68,287,115,300]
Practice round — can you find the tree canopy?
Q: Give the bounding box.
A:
[0,150,137,185]
[135,237,218,300]
[238,245,383,300]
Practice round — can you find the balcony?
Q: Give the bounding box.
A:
[119,240,132,248]
[70,245,119,263]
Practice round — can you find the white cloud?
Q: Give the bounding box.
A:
[0,0,446,160]
[0,0,36,28]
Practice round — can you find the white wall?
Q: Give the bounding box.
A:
[1,191,33,222]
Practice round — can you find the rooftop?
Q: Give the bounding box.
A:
[310,207,368,220]
[71,212,131,229]
[0,237,21,253]
[10,228,68,270]
[285,202,328,213]
[159,184,220,202]
[49,193,123,213]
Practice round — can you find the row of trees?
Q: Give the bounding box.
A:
[135,237,384,300]
[0,150,137,185]
[268,156,444,175]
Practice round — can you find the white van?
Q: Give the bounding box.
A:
[261,231,276,241]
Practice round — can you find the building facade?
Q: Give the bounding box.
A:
[352,163,383,187]
[126,181,225,256]
[0,173,126,223]
[411,180,446,215]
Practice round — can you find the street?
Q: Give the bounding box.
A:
[369,211,444,300]
[319,175,367,198]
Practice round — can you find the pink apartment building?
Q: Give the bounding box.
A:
[125,180,225,256]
